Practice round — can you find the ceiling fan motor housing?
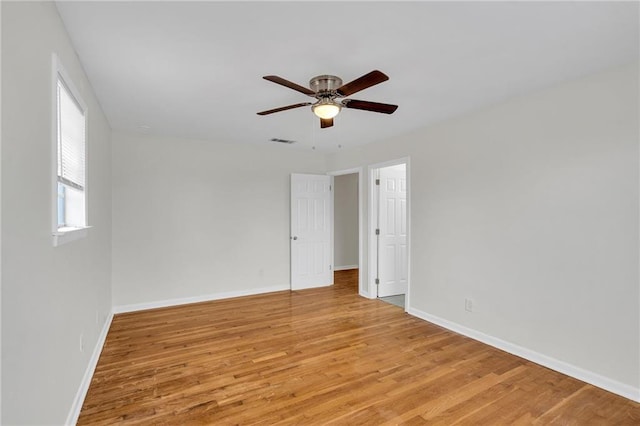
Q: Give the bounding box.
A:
[309,75,343,97]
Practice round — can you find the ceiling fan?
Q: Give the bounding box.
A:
[257,70,398,128]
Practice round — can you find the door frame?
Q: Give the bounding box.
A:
[327,167,364,297]
[368,157,411,309]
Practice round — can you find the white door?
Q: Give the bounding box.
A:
[291,174,333,290]
[377,165,407,297]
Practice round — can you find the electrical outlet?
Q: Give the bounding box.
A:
[465,298,473,312]
[80,334,85,352]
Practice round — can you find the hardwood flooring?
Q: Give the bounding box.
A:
[79,269,640,424]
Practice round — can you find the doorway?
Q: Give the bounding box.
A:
[333,172,359,293]
[369,160,409,309]
[329,168,363,295]
[290,170,363,293]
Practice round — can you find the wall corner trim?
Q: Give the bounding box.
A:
[407,307,640,403]
[65,312,114,425]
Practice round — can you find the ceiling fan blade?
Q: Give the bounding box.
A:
[257,102,312,115]
[336,70,389,97]
[320,118,334,128]
[263,75,315,96]
[342,99,398,114]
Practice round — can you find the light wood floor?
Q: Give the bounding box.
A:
[79,269,640,424]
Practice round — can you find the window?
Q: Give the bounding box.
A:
[53,55,88,246]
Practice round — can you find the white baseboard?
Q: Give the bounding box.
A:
[407,307,640,403]
[113,284,290,314]
[334,265,358,271]
[65,312,114,425]
[291,282,333,291]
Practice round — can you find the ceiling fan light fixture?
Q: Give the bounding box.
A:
[312,100,341,119]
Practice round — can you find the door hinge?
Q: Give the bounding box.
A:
[329,185,332,191]
[329,265,332,270]
[375,278,380,285]
[375,178,380,185]
[375,228,380,235]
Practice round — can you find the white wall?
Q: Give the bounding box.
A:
[1,2,112,424]
[327,63,640,397]
[334,173,358,268]
[112,133,326,309]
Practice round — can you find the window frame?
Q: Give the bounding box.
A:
[51,54,90,246]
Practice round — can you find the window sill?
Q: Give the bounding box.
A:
[53,226,91,247]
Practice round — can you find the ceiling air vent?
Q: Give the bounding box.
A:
[270,138,296,144]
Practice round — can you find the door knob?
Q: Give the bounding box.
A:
[291,236,298,240]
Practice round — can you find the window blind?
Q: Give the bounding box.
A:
[57,79,85,190]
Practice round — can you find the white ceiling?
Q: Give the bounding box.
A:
[55,1,639,153]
